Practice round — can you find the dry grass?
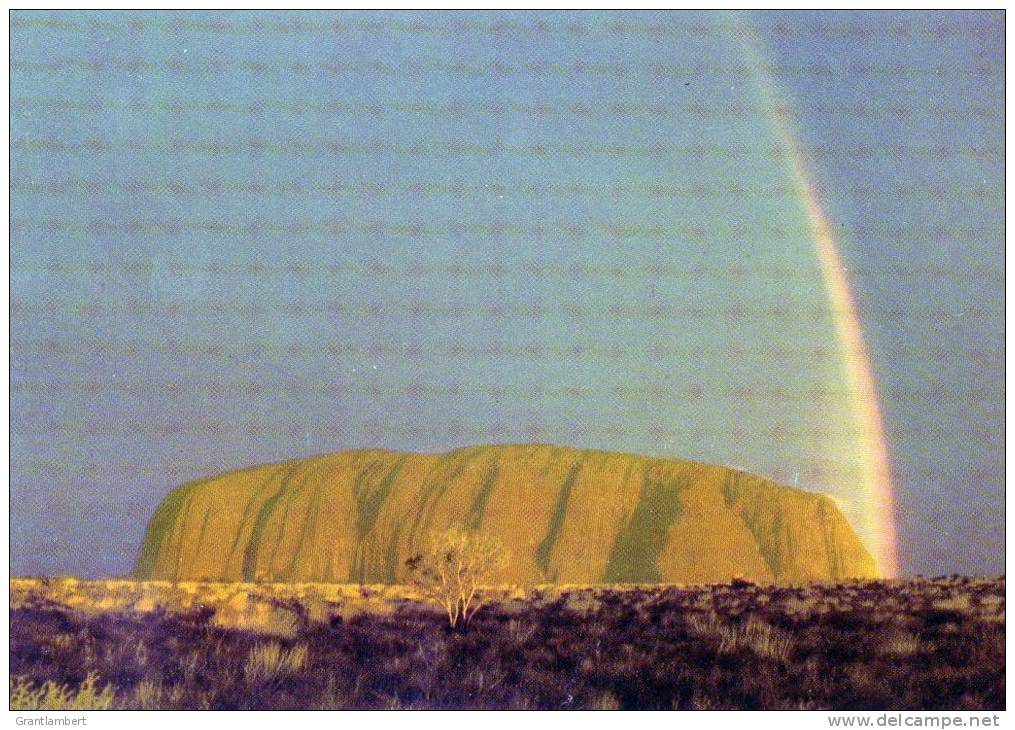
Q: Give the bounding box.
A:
[686,609,725,636]
[592,691,622,710]
[505,617,538,645]
[10,672,116,710]
[244,642,309,684]
[686,609,794,661]
[878,630,923,657]
[717,616,795,661]
[7,576,698,620]
[131,679,163,710]
[215,605,300,638]
[211,594,301,638]
[11,577,439,623]
[126,679,188,710]
[48,632,75,652]
[9,575,1005,710]
[932,595,973,612]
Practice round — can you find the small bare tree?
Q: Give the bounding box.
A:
[405,526,510,628]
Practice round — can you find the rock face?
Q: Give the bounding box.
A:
[134,444,877,584]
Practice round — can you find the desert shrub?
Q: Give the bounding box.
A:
[8,577,1005,710]
[405,527,510,628]
[244,642,308,684]
[877,629,923,657]
[45,631,76,653]
[10,672,116,710]
[303,598,331,624]
[730,575,755,589]
[132,679,161,709]
[133,639,149,667]
[931,594,973,612]
[211,594,300,639]
[686,609,725,637]
[591,690,622,710]
[126,679,185,710]
[716,616,794,662]
[505,617,538,646]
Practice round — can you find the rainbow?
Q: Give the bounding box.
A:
[725,15,900,577]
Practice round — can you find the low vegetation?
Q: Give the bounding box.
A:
[406,527,511,627]
[10,672,116,710]
[244,642,308,684]
[9,575,1004,710]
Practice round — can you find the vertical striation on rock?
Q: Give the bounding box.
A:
[134,444,878,583]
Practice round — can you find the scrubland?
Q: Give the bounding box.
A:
[9,575,1004,710]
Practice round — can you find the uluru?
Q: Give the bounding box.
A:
[134,444,877,584]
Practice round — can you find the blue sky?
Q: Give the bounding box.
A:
[10,10,1003,577]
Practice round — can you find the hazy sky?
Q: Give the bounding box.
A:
[10,10,1003,578]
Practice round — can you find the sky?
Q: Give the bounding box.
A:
[10,10,1003,578]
